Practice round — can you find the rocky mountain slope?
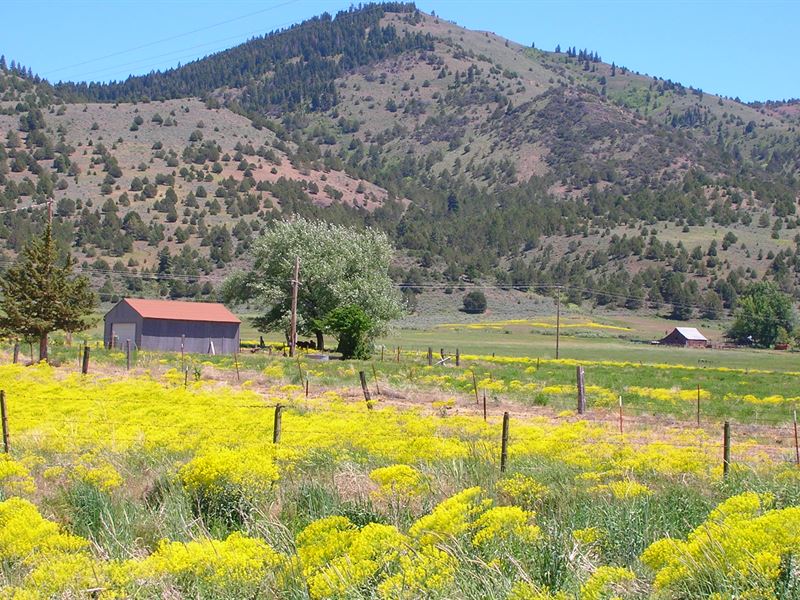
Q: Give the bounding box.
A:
[1,2,799,317]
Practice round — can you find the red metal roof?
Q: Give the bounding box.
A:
[123,298,241,324]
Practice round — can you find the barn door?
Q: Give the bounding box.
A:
[111,323,136,349]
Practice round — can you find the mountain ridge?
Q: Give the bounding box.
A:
[0,2,798,319]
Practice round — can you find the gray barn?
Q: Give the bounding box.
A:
[104,298,241,354]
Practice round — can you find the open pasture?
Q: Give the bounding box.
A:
[0,323,797,598]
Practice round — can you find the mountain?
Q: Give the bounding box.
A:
[1,2,799,318]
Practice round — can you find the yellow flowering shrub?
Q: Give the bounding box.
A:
[72,453,123,491]
[377,544,457,599]
[409,487,491,545]
[641,492,799,596]
[0,454,35,495]
[179,446,279,500]
[580,566,636,599]
[132,532,284,592]
[369,465,426,509]
[508,582,569,600]
[0,497,88,562]
[296,516,406,599]
[471,505,540,547]
[496,473,549,509]
[590,480,652,499]
[573,526,607,546]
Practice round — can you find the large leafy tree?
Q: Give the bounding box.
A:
[0,225,96,361]
[223,218,403,351]
[726,282,795,347]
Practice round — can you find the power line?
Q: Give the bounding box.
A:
[59,17,304,83]
[42,0,302,79]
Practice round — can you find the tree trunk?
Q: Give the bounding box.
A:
[315,331,324,352]
[38,332,48,363]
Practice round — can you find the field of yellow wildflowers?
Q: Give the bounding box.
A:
[0,346,798,598]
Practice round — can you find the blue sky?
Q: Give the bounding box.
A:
[2,0,796,102]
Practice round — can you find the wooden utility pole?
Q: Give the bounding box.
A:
[289,256,300,358]
[555,287,561,359]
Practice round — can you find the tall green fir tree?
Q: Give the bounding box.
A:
[0,225,96,361]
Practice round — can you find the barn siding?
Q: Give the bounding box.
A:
[104,301,144,349]
[140,319,240,354]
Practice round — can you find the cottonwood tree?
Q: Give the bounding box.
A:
[727,282,795,348]
[223,218,403,351]
[0,225,96,362]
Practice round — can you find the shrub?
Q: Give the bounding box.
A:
[462,291,487,314]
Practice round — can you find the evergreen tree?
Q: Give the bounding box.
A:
[0,225,96,361]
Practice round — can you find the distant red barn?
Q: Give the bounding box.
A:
[660,327,708,348]
[104,298,241,354]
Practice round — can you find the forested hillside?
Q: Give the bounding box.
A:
[1,2,799,319]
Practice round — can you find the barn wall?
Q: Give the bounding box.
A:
[140,319,240,354]
[103,301,144,349]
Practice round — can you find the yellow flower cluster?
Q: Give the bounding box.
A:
[458,353,797,377]
[590,480,652,499]
[369,464,426,500]
[496,473,549,509]
[723,392,800,406]
[642,492,800,596]
[179,446,279,500]
[580,566,636,600]
[471,505,540,547]
[572,526,606,546]
[133,532,284,591]
[438,319,630,331]
[628,386,710,404]
[0,454,35,495]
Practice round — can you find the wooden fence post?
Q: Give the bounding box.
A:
[371,364,381,396]
[81,346,90,375]
[793,408,799,467]
[380,346,384,362]
[427,347,433,366]
[455,348,460,367]
[181,334,186,370]
[12,343,19,365]
[0,391,8,454]
[359,371,372,407]
[500,412,510,472]
[234,352,240,382]
[184,366,188,388]
[576,366,586,414]
[125,339,131,371]
[482,390,487,422]
[396,346,400,363]
[272,404,282,444]
[472,370,479,404]
[723,421,731,478]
